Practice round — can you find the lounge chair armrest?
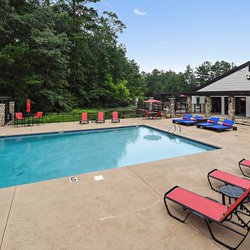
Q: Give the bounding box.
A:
[164,185,179,198]
[207,168,218,177]
[204,197,220,203]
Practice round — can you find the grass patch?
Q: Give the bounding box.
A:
[71,105,135,113]
[42,106,141,123]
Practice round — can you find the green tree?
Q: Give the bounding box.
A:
[195,60,236,88]
[210,61,236,79]
[0,0,145,111]
[183,65,198,90]
[195,61,212,87]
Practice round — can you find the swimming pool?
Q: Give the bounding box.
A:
[0,126,218,188]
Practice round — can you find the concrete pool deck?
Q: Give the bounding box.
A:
[0,118,249,249]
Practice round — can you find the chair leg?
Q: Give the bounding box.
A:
[239,161,250,178]
[207,175,221,193]
[205,219,249,250]
[164,197,192,223]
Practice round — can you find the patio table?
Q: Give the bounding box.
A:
[196,118,207,123]
[220,185,244,205]
[25,113,34,126]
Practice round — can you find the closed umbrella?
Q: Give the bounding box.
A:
[26,98,31,126]
[26,98,31,113]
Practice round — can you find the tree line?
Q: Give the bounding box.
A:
[0,1,236,112]
[143,60,236,97]
[0,0,143,111]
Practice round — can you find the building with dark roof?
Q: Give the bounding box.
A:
[192,61,250,117]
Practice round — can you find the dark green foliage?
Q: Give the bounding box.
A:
[0,0,143,111]
[143,69,187,97]
[143,60,236,96]
[0,0,236,110]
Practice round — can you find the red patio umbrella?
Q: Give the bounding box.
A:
[26,98,31,113]
[144,99,162,103]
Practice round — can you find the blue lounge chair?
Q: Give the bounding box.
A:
[208,119,234,132]
[197,117,220,128]
[172,114,192,124]
[178,115,203,126]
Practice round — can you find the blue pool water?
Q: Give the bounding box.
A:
[0,126,217,188]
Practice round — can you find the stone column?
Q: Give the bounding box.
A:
[186,96,192,114]
[228,96,235,120]
[9,101,15,124]
[169,98,175,118]
[134,97,139,109]
[204,96,212,117]
[0,103,5,126]
[148,97,154,111]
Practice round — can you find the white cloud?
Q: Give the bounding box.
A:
[157,41,170,49]
[133,9,147,16]
[104,1,114,11]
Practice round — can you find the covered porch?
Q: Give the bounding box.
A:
[157,91,250,119]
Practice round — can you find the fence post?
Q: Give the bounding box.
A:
[169,98,175,118]
[0,103,5,126]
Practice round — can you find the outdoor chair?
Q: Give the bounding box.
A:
[32,111,43,125]
[172,114,192,124]
[207,169,250,193]
[176,115,203,126]
[164,185,250,249]
[15,112,25,127]
[197,117,220,128]
[153,111,162,119]
[96,112,105,123]
[207,119,234,132]
[111,111,120,123]
[239,159,250,178]
[144,110,152,119]
[79,112,89,124]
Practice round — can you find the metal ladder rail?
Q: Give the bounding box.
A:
[168,124,181,133]
[176,125,181,133]
[168,124,175,133]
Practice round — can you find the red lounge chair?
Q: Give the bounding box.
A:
[144,110,152,119]
[79,112,89,124]
[15,112,24,127]
[111,111,120,123]
[239,159,250,177]
[153,111,162,119]
[207,169,250,193]
[164,186,250,249]
[96,112,105,123]
[32,111,43,125]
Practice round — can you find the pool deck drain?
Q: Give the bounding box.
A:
[0,117,249,249]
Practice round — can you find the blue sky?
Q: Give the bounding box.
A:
[91,0,250,73]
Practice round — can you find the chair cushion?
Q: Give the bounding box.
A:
[222,123,231,126]
[209,170,250,190]
[208,120,215,124]
[241,159,250,167]
[166,187,227,221]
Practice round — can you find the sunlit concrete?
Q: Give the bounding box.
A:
[0,118,249,249]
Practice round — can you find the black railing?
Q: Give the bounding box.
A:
[175,103,187,114]
[193,104,204,113]
[40,110,143,124]
[12,110,145,126]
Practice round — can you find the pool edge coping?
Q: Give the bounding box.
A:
[0,125,221,150]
